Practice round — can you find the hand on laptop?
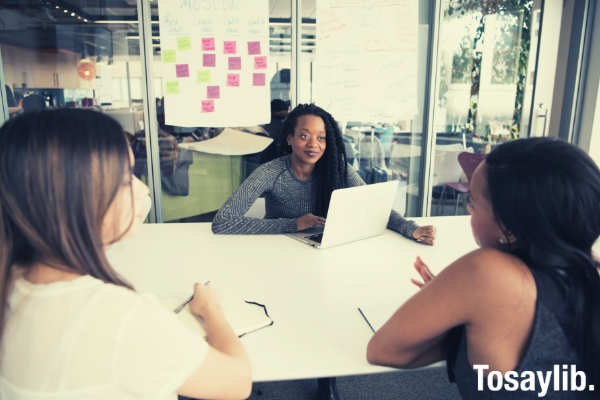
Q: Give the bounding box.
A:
[412,225,436,245]
[297,213,326,231]
[410,256,435,289]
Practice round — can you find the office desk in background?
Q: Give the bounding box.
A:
[107,216,478,383]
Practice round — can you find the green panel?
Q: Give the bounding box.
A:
[162,152,242,222]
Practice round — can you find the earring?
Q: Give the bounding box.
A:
[498,237,507,244]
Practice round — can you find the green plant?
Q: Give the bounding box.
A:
[445,0,533,137]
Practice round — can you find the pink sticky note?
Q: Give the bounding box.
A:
[228,56,241,70]
[224,41,237,54]
[202,100,214,112]
[203,53,216,67]
[227,73,240,87]
[248,41,261,55]
[254,56,267,69]
[207,85,220,99]
[253,73,266,86]
[202,37,215,51]
[175,64,190,78]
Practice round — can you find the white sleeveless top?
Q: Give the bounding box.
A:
[0,271,207,400]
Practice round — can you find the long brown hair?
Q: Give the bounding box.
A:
[0,109,135,340]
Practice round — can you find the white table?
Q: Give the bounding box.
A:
[107,216,478,384]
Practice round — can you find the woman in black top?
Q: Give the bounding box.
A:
[367,137,600,399]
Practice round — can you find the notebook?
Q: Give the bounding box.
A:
[163,292,273,338]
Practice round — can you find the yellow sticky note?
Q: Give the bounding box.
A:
[166,81,180,94]
[162,49,176,63]
[177,36,191,51]
[197,69,211,83]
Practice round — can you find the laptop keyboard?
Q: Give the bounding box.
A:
[308,233,323,243]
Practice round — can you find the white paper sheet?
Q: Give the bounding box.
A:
[158,0,271,127]
[315,0,419,122]
[178,128,273,155]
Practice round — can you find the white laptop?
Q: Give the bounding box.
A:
[288,180,399,249]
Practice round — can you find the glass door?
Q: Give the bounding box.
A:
[302,0,433,217]
[0,0,152,212]
[428,0,547,216]
[149,0,292,222]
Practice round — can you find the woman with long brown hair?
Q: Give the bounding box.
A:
[0,109,251,399]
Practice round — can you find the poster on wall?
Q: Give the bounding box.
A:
[315,0,418,123]
[158,0,270,127]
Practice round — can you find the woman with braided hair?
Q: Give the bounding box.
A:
[212,103,435,243]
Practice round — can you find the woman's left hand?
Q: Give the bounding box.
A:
[412,225,436,245]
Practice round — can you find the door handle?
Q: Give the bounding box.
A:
[534,103,548,136]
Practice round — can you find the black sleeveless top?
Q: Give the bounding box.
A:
[447,268,595,399]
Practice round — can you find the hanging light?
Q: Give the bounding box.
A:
[77,59,96,81]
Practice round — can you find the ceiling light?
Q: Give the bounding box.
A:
[92,20,159,25]
[63,9,68,13]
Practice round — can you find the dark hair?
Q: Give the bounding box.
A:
[0,109,134,340]
[270,99,289,113]
[22,94,47,112]
[485,137,600,388]
[279,103,348,216]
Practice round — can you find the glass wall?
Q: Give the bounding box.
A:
[300,0,432,217]
[429,0,539,216]
[144,0,292,222]
[0,0,151,211]
[3,0,586,223]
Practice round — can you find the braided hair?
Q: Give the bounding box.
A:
[279,104,348,217]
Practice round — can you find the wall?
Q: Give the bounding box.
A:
[1,43,82,89]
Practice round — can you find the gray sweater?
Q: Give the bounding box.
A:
[212,155,418,237]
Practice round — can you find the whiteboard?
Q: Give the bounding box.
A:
[158,0,271,127]
[315,0,419,123]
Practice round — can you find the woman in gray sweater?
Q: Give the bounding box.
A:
[211,104,435,244]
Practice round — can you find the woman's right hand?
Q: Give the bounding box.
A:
[297,213,326,231]
[188,282,223,319]
[410,256,435,289]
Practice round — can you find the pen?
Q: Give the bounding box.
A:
[357,307,375,333]
[174,280,210,313]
